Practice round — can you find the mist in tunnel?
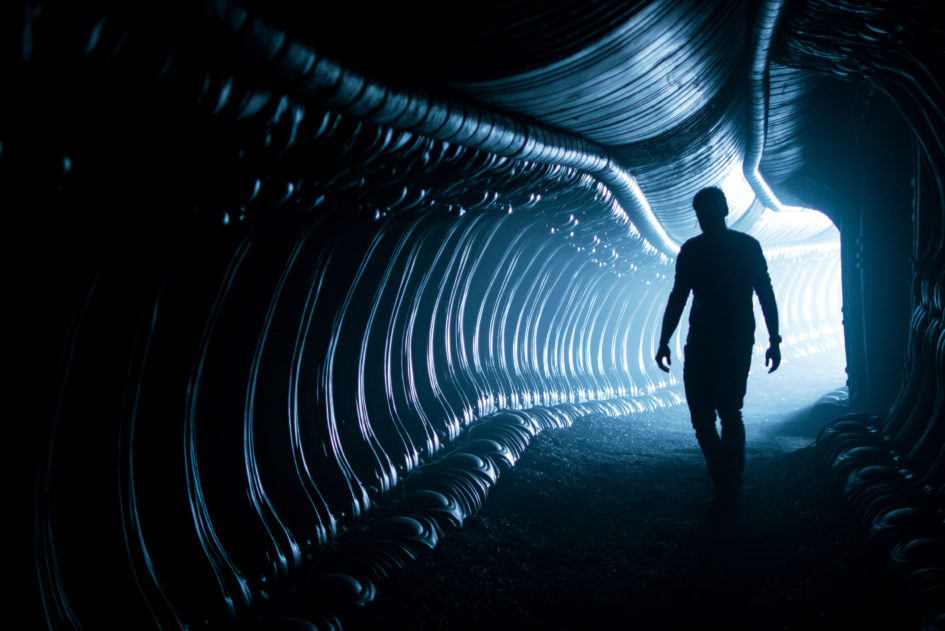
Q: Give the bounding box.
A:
[13,0,944,629]
[741,226,846,420]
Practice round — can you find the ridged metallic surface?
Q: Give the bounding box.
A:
[759,63,817,185]
[773,1,945,628]
[16,0,942,628]
[455,0,750,146]
[30,198,840,629]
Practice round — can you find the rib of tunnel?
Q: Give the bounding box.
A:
[11,1,943,628]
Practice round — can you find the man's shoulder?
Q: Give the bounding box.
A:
[726,229,759,244]
[680,234,704,251]
[677,236,701,263]
[680,230,762,256]
[726,230,763,252]
[681,231,757,249]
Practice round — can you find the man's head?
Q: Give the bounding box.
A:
[692,187,728,234]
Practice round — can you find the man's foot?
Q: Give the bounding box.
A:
[711,486,742,514]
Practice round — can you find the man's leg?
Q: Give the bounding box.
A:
[715,345,753,503]
[716,407,745,496]
[684,346,726,488]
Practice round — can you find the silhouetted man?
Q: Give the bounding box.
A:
[655,187,781,511]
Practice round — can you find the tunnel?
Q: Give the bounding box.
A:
[12,0,943,629]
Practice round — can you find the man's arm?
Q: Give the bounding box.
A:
[752,243,781,373]
[656,254,690,372]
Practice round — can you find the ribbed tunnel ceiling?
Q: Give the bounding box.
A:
[452,1,749,145]
[230,0,837,248]
[18,0,942,629]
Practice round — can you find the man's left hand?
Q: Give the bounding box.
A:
[765,343,781,373]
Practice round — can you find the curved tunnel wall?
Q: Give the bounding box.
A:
[14,0,942,628]
[772,0,945,626]
[31,171,840,629]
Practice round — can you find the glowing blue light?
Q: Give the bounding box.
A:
[719,163,758,223]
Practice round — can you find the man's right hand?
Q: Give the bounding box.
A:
[655,343,671,372]
[766,342,782,373]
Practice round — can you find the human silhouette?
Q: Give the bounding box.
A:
[655,187,781,512]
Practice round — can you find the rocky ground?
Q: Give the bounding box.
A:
[345,349,914,630]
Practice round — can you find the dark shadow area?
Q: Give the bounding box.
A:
[348,354,910,630]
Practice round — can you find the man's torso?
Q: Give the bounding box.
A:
[678,230,762,349]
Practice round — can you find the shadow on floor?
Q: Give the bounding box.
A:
[349,409,908,630]
[348,353,910,630]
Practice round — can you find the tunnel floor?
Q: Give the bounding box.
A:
[347,350,910,630]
